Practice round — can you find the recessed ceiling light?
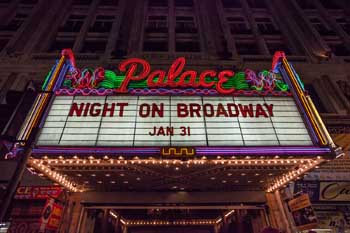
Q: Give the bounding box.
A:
[105,174,111,177]
[259,180,264,183]
[227,173,232,176]
[234,180,239,183]
[210,177,216,180]
[91,174,96,177]
[175,167,180,171]
[76,174,82,177]
[84,181,89,184]
[268,173,273,176]
[120,173,125,177]
[255,173,260,176]
[241,173,246,176]
[180,187,185,190]
[136,177,141,181]
[123,181,128,184]
[247,180,252,183]
[172,186,178,189]
[97,181,102,184]
[110,181,116,184]
[222,180,227,183]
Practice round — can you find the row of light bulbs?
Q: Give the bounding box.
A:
[267,159,322,192]
[29,159,81,192]
[29,156,322,193]
[120,220,217,226]
[40,158,316,166]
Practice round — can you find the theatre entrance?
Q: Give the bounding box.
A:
[75,205,268,233]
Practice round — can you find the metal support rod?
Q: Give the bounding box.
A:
[0,144,32,222]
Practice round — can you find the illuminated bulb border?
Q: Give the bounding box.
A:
[29,158,81,192]
[31,157,322,193]
[266,159,323,192]
[40,158,315,167]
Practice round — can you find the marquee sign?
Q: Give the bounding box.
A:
[18,50,335,158]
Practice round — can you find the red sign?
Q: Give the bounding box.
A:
[117,57,236,94]
[40,199,63,232]
[15,186,63,200]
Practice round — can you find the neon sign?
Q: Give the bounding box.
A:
[63,57,289,94]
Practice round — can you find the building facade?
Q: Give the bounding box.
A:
[0,0,350,233]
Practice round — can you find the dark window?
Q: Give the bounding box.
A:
[266,41,291,55]
[295,0,315,9]
[0,13,28,31]
[319,0,341,9]
[143,40,168,51]
[336,18,350,35]
[336,80,350,101]
[146,16,168,33]
[89,15,114,33]
[99,0,118,5]
[0,39,9,52]
[247,0,266,8]
[176,41,200,52]
[255,17,280,35]
[148,0,168,7]
[73,0,92,5]
[20,0,38,4]
[221,0,241,8]
[59,15,86,32]
[227,17,251,34]
[175,0,193,7]
[328,43,350,56]
[175,16,197,33]
[49,40,75,52]
[81,41,107,53]
[304,84,327,113]
[236,41,259,55]
[309,17,336,36]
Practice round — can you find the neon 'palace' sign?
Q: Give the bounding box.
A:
[62,57,289,94]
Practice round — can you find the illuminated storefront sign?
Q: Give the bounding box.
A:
[15,49,334,160]
[320,182,350,201]
[37,96,312,147]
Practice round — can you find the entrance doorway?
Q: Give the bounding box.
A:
[78,206,268,233]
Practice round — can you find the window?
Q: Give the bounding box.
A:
[0,13,28,31]
[336,80,350,101]
[309,17,336,36]
[49,40,75,52]
[99,0,118,5]
[176,40,200,52]
[81,40,107,53]
[0,39,8,52]
[227,17,251,34]
[20,0,38,4]
[247,0,266,8]
[221,0,241,8]
[175,16,197,33]
[328,43,350,56]
[295,0,315,9]
[255,17,280,35]
[144,40,168,51]
[319,0,341,9]
[146,16,168,33]
[336,18,350,35]
[175,0,193,7]
[266,40,291,55]
[148,0,168,7]
[72,0,92,5]
[304,84,327,113]
[89,15,114,33]
[236,41,260,55]
[59,15,86,32]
